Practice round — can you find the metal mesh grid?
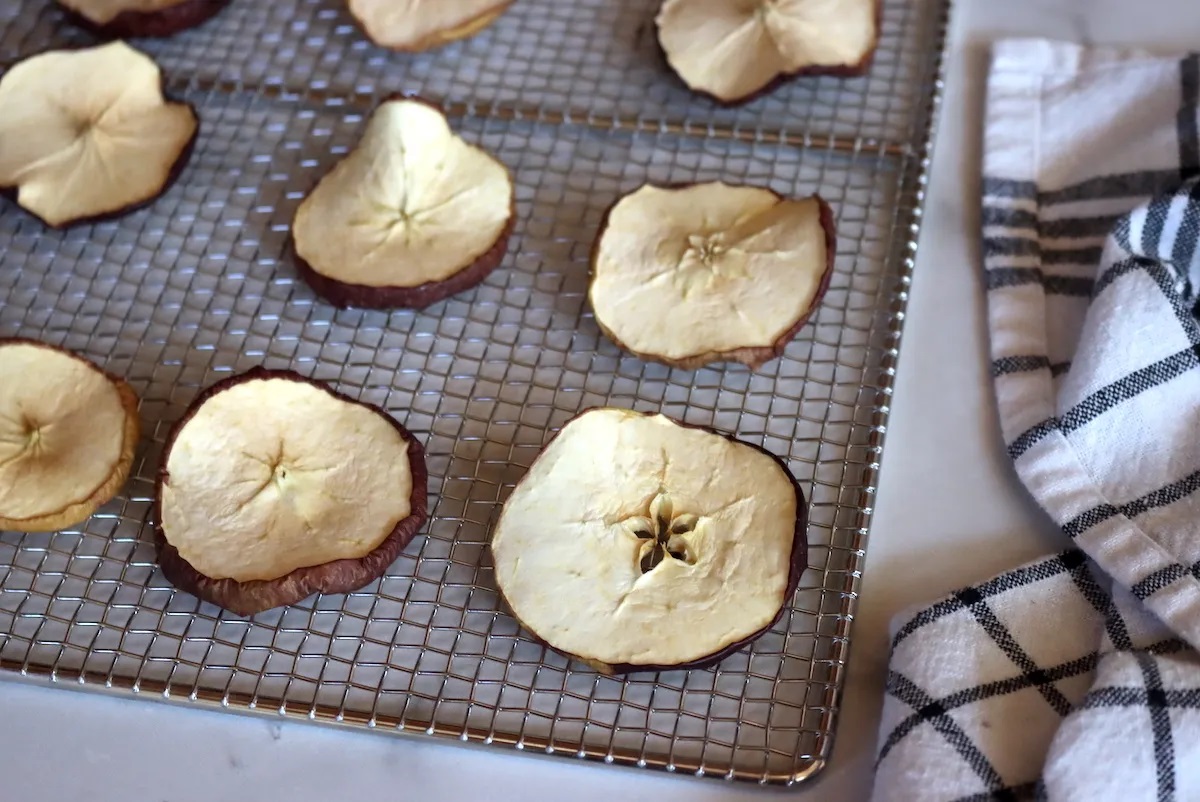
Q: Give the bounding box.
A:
[1,0,934,146]
[0,0,949,786]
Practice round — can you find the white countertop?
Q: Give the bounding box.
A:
[7,1,1200,799]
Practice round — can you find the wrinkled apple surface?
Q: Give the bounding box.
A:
[348,0,512,51]
[0,42,197,228]
[491,408,805,672]
[656,0,878,103]
[589,182,835,369]
[0,339,139,532]
[57,0,229,36]
[159,372,417,584]
[292,98,514,307]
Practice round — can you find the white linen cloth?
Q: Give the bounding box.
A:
[871,39,1200,801]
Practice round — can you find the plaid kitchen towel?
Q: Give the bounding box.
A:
[871,39,1200,801]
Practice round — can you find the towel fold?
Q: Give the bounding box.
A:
[872,39,1200,801]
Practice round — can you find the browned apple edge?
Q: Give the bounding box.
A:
[655,0,882,107]
[0,337,140,533]
[491,408,809,675]
[292,213,515,310]
[588,186,837,371]
[58,0,231,39]
[290,94,516,310]
[0,51,198,230]
[153,367,429,617]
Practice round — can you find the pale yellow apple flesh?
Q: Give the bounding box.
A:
[0,341,139,532]
[292,98,514,290]
[0,41,197,228]
[159,377,415,583]
[656,0,878,102]
[348,0,513,52]
[589,182,831,366]
[491,408,799,670]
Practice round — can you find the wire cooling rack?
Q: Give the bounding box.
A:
[0,0,949,787]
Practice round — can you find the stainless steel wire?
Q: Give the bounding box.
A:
[0,0,950,785]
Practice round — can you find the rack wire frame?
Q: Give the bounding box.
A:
[0,0,950,786]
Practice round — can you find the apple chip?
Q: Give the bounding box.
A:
[292,98,515,309]
[656,0,880,104]
[0,42,198,228]
[0,339,139,533]
[56,0,231,38]
[588,181,836,370]
[491,408,807,674]
[348,0,513,52]
[155,369,428,615]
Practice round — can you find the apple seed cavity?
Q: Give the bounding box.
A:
[491,408,808,674]
[588,181,836,370]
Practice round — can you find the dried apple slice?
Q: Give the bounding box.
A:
[56,0,231,38]
[491,408,807,674]
[155,368,428,616]
[347,0,513,52]
[292,98,515,310]
[656,0,880,104]
[0,339,140,533]
[588,181,836,370]
[0,41,198,229]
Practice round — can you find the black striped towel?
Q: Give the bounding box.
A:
[871,39,1200,801]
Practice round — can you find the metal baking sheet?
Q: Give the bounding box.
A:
[0,0,949,786]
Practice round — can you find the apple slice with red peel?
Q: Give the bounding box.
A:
[0,339,140,533]
[588,181,836,370]
[491,408,807,674]
[0,42,198,229]
[347,0,513,52]
[292,98,515,310]
[155,368,428,616]
[656,0,880,104]
[56,0,231,38]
